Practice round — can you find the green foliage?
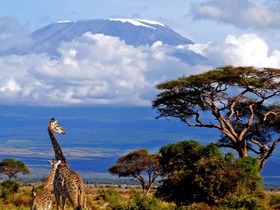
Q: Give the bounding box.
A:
[0,159,30,179]
[237,157,262,184]
[127,191,170,210]
[220,157,265,210]
[153,66,280,170]
[109,149,162,194]
[268,193,280,209]
[0,180,20,200]
[100,188,125,210]
[0,184,31,210]
[221,193,265,210]
[100,188,174,210]
[156,140,264,207]
[1,180,20,192]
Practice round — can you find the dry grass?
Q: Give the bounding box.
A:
[0,183,145,210]
[2,183,280,209]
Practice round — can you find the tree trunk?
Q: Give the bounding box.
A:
[236,140,248,157]
[145,183,153,194]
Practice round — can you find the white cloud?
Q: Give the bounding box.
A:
[188,33,280,68]
[0,33,194,106]
[191,0,280,30]
[0,29,280,107]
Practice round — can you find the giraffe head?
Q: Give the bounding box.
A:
[49,118,66,134]
[48,159,62,167]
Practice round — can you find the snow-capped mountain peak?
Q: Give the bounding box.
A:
[17,18,194,56]
[109,18,165,29]
[56,20,76,24]
[0,18,208,65]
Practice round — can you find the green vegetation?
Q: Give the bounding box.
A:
[156,140,265,208]
[109,149,162,194]
[0,159,30,179]
[2,66,280,209]
[0,180,20,200]
[105,140,279,209]
[153,66,280,170]
[101,188,171,210]
[0,183,280,209]
[0,181,30,210]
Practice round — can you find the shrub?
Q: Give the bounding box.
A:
[157,141,265,208]
[221,194,264,210]
[100,188,125,210]
[268,193,280,209]
[0,180,20,200]
[221,157,265,210]
[128,191,171,210]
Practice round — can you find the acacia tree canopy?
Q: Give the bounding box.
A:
[0,158,30,179]
[153,66,280,170]
[108,149,162,194]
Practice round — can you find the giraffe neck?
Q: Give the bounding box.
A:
[48,129,67,164]
[43,164,58,193]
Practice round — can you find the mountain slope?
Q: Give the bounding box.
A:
[16,18,208,65]
[29,19,193,48]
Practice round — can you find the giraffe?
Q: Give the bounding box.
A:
[31,160,61,210]
[48,118,87,210]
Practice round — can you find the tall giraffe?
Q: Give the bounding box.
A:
[31,160,61,210]
[48,118,87,210]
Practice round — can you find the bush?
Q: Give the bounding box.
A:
[156,141,265,207]
[99,188,174,210]
[100,188,125,210]
[221,194,264,210]
[268,193,280,209]
[128,191,171,210]
[0,180,20,200]
[220,157,265,210]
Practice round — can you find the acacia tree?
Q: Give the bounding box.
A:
[108,149,162,194]
[0,158,30,179]
[153,66,280,170]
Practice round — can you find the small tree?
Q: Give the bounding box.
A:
[153,66,280,170]
[0,158,30,179]
[108,149,162,194]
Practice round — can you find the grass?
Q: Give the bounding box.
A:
[0,183,172,210]
[1,183,280,209]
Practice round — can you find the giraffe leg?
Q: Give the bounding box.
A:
[77,185,87,210]
[81,191,87,210]
[62,196,67,210]
[55,192,61,210]
[69,194,81,210]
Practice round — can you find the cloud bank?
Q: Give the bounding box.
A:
[189,33,280,67]
[0,17,280,106]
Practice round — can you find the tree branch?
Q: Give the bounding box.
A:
[260,138,280,170]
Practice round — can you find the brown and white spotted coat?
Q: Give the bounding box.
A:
[48,118,87,210]
[31,160,61,210]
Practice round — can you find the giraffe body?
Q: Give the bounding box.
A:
[48,118,87,210]
[31,160,61,210]
[54,163,86,210]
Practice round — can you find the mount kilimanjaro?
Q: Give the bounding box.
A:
[6,18,208,65]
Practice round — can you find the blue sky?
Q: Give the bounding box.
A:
[0,0,280,106]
